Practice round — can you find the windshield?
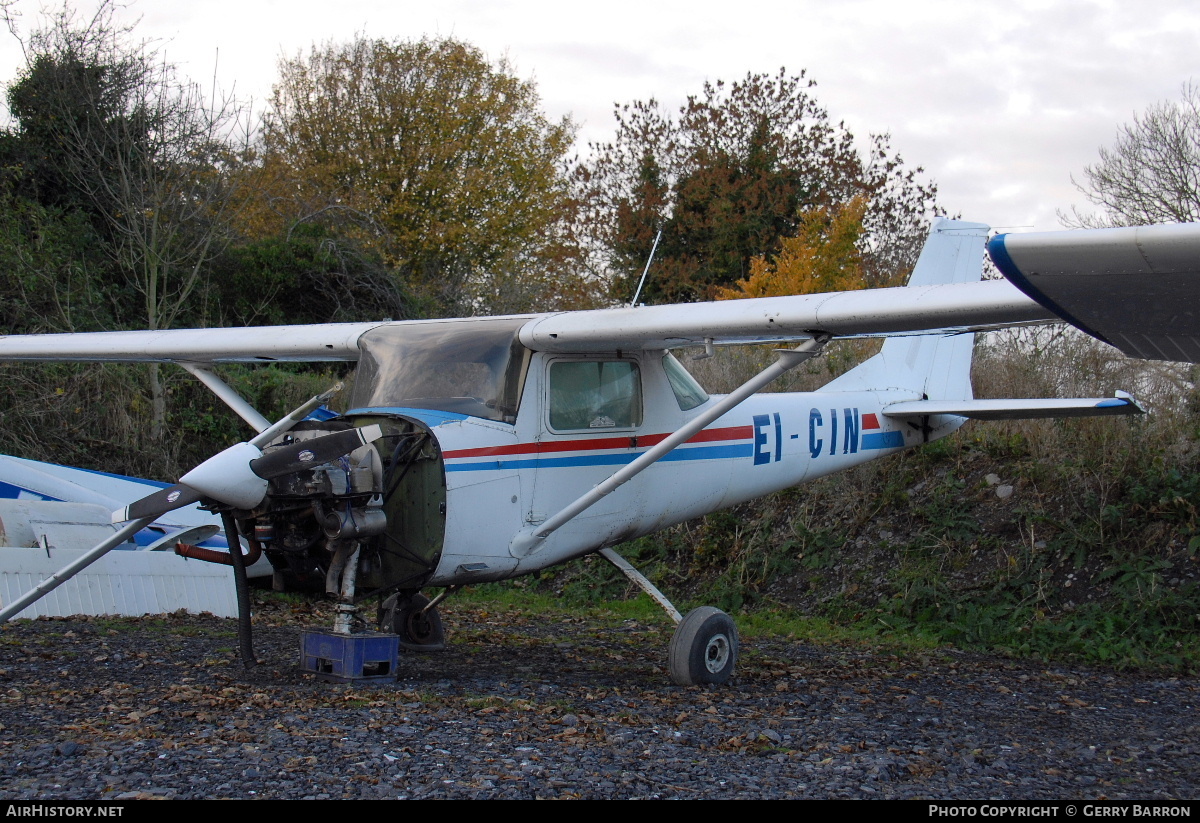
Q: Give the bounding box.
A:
[350,319,530,423]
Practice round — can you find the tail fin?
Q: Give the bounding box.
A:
[821,217,989,399]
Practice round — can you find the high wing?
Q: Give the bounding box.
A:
[989,222,1200,363]
[0,219,1051,363]
[0,280,1047,362]
[518,279,1047,352]
[0,218,1197,364]
[0,321,386,363]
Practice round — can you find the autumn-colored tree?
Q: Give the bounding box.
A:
[578,69,940,304]
[718,195,868,299]
[2,1,258,438]
[257,36,590,315]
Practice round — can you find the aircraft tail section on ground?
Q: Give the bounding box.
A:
[820,218,987,401]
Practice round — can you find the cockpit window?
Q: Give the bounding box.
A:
[662,353,709,410]
[548,360,642,430]
[351,318,531,423]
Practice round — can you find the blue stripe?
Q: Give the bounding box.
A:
[66,466,171,489]
[128,530,230,550]
[445,443,754,472]
[861,431,904,450]
[345,406,469,427]
[662,444,754,462]
[0,481,60,501]
[0,458,170,490]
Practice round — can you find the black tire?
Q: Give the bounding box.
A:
[381,593,446,651]
[667,606,738,685]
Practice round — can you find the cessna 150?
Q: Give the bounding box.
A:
[0,217,1197,685]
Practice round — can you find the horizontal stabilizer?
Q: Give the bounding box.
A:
[882,392,1143,421]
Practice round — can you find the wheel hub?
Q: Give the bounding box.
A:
[407,610,434,644]
[704,633,730,673]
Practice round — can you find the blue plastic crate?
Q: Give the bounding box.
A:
[300,630,400,682]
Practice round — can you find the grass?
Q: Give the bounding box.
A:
[735,608,942,651]
[458,582,673,626]
[450,450,1200,674]
[457,581,947,656]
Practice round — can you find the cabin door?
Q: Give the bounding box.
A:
[527,357,649,542]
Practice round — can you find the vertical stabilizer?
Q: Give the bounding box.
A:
[821,217,989,399]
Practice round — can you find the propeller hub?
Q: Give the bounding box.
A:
[180,441,270,510]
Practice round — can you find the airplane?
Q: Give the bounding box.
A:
[0,217,1197,686]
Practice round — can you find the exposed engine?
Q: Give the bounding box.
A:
[226,415,447,640]
[246,420,386,600]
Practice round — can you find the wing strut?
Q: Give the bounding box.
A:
[508,334,831,558]
[180,363,272,433]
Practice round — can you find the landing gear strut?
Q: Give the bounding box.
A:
[597,546,739,686]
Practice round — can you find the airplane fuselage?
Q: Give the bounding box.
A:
[347,347,965,590]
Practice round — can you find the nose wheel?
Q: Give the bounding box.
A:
[667,606,739,686]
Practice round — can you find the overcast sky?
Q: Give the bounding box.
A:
[0,0,1195,234]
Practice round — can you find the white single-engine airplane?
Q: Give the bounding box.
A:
[0,218,1197,685]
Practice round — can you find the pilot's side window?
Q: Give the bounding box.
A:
[548,361,642,430]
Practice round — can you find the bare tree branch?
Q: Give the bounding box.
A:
[1063,82,1200,228]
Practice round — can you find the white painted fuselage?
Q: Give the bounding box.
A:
[384,349,964,587]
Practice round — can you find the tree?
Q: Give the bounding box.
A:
[717,195,868,299]
[1065,83,1200,227]
[2,1,259,437]
[577,69,941,303]
[0,178,108,334]
[208,225,413,327]
[258,36,587,315]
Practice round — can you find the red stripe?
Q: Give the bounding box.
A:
[862,413,880,430]
[442,425,754,459]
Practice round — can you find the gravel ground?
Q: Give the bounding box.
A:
[1,594,1197,800]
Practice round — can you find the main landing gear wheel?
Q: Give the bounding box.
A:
[381,592,446,652]
[668,606,738,686]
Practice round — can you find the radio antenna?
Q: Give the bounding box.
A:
[629,229,663,307]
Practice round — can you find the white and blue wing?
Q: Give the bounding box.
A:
[989,222,1200,363]
[0,218,1198,364]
